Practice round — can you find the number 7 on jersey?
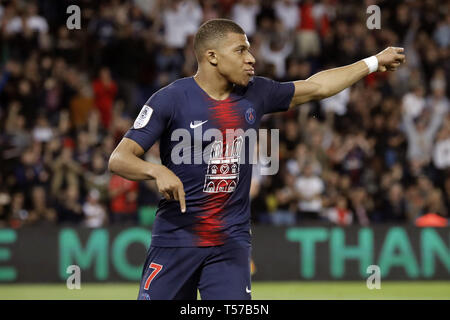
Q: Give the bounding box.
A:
[143,262,163,290]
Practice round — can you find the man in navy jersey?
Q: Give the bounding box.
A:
[108,19,405,300]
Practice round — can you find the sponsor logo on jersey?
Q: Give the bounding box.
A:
[190,120,208,129]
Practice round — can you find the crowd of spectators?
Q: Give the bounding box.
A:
[0,0,449,228]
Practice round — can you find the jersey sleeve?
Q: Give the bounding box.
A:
[254,77,295,114]
[124,89,174,152]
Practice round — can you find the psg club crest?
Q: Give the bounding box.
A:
[140,293,151,300]
[245,107,256,124]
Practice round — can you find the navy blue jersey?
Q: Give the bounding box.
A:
[125,76,294,247]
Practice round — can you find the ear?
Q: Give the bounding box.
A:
[206,49,218,66]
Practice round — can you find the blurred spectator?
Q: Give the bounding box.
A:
[433,13,450,48]
[336,134,371,186]
[348,187,372,226]
[3,102,31,159]
[74,130,93,169]
[405,184,426,221]
[28,185,57,226]
[433,125,450,170]
[70,85,95,129]
[402,96,447,165]
[402,85,426,118]
[325,195,353,226]
[260,32,293,79]
[428,69,448,108]
[294,162,324,221]
[83,189,107,228]
[24,2,49,34]
[271,171,297,226]
[13,146,46,193]
[202,0,220,21]
[295,0,320,58]
[156,46,184,82]
[280,120,302,159]
[57,185,84,224]
[92,67,117,129]
[32,114,53,143]
[320,87,350,118]
[84,149,110,203]
[274,0,299,32]
[163,0,203,48]
[50,144,82,197]
[423,188,448,218]
[4,2,48,35]
[8,192,29,228]
[109,174,139,224]
[0,174,11,227]
[376,183,408,222]
[231,0,260,37]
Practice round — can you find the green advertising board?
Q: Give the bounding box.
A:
[0,226,448,282]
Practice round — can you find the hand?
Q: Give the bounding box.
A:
[375,47,406,72]
[153,165,186,213]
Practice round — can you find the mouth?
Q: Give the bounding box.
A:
[245,69,255,76]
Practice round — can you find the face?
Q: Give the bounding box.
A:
[303,165,313,177]
[389,184,403,201]
[337,197,347,209]
[213,33,256,86]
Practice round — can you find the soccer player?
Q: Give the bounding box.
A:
[108,19,405,300]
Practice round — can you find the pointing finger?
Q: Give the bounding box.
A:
[178,186,186,213]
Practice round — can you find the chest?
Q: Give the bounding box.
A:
[172,96,259,138]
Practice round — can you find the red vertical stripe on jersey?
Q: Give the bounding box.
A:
[194,96,243,246]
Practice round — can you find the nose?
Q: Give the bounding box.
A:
[246,51,256,66]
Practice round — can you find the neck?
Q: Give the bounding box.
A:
[193,68,234,101]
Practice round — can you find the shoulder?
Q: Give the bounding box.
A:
[146,77,193,110]
[247,76,272,88]
[237,76,270,96]
[151,77,191,99]
[246,76,292,92]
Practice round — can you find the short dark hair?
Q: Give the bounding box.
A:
[193,19,245,61]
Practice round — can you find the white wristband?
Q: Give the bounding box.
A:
[363,56,378,74]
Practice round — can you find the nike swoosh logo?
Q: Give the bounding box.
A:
[246,286,251,294]
[190,120,208,129]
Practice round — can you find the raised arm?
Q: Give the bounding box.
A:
[289,47,406,108]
